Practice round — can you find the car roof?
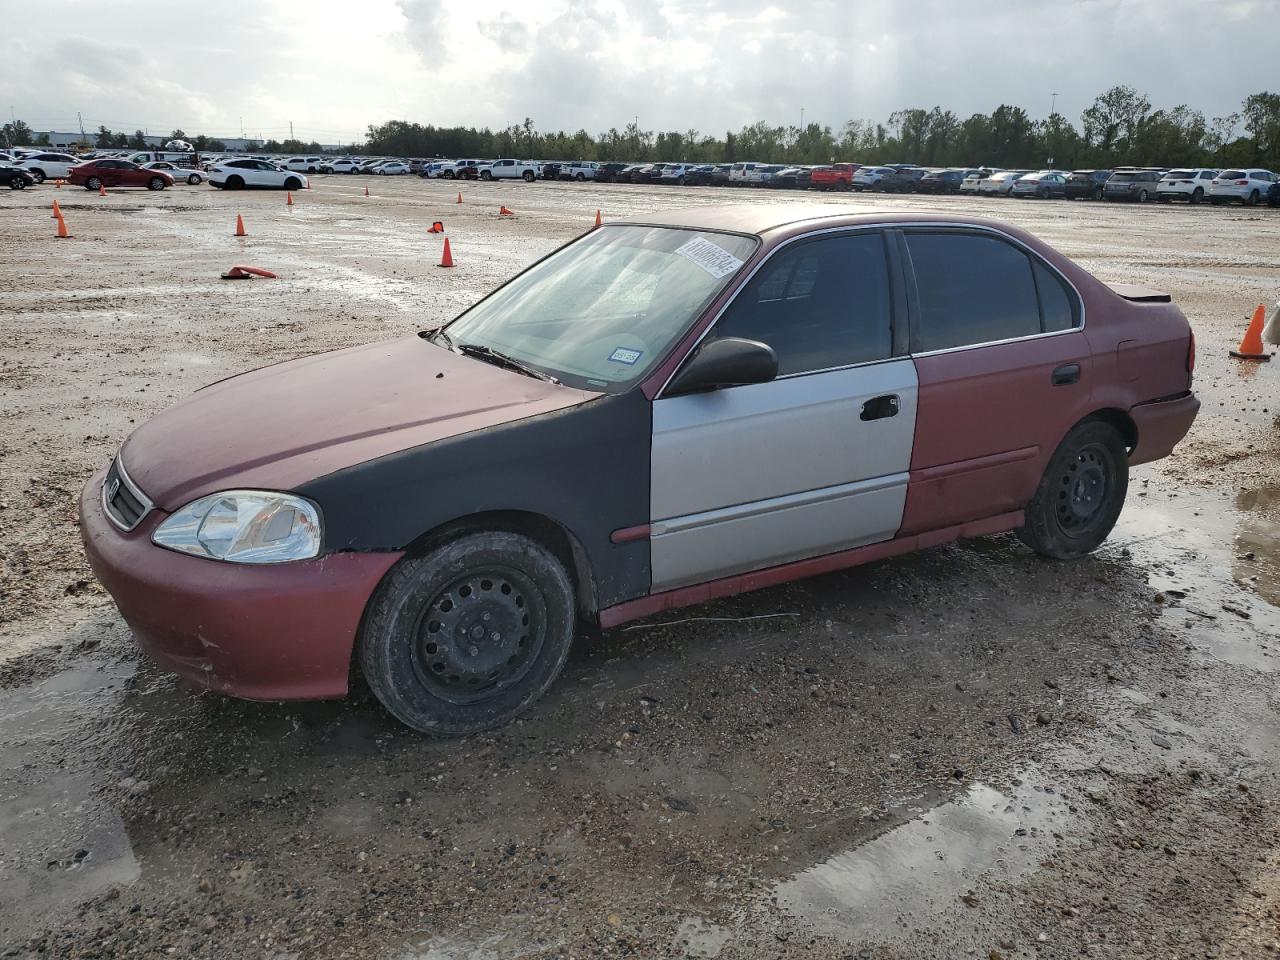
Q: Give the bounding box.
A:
[614,204,1033,239]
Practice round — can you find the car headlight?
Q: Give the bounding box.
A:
[152,491,322,563]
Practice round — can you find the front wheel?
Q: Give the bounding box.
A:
[575,173,585,182]
[86,176,102,191]
[10,178,26,190]
[285,177,302,191]
[226,175,244,190]
[360,531,576,736]
[1017,420,1128,560]
[147,177,165,191]
[187,173,202,185]
[480,170,492,180]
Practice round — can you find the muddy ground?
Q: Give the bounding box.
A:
[1,177,1278,959]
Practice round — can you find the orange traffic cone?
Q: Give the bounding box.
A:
[235,214,247,237]
[286,192,293,206]
[456,192,463,204]
[54,212,71,239]
[427,221,444,234]
[594,209,602,227]
[363,185,369,197]
[438,237,455,268]
[499,206,514,217]
[1230,304,1272,361]
[51,199,61,219]
[98,183,107,197]
[55,179,62,189]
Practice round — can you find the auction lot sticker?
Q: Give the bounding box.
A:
[675,237,745,279]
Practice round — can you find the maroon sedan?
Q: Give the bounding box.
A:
[67,158,174,191]
[81,207,1199,735]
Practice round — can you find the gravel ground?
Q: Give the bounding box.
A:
[0,176,1278,959]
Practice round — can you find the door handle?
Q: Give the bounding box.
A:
[860,394,900,421]
[1052,363,1081,386]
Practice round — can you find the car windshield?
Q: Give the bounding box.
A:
[440,225,759,392]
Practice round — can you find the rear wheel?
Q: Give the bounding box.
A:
[522,170,535,182]
[1017,420,1128,560]
[1245,189,1260,207]
[1137,189,1149,203]
[187,173,202,185]
[1190,187,1203,204]
[226,175,244,190]
[360,531,576,736]
[30,169,46,183]
[285,177,302,191]
[147,176,165,191]
[443,170,455,179]
[1094,185,1104,200]
[480,170,492,180]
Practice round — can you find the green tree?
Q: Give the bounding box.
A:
[2,119,34,147]
[1241,91,1280,167]
[1082,85,1151,157]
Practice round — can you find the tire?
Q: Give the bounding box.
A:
[9,178,25,190]
[480,170,492,181]
[187,173,202,185]
[1038,188,1049,199]
[575,173,585,182]
[285,177,302,191]
[522,170,535,183]
[1245,189,1260,207]
[226,175,244,190]
[30,169,46,183]
[1017,420,1129,560]
[360,531,576,736]
[443,170,455,180]
[1137,189,1148,203]
[1094,186,1104,200]
[86,176,102,191]
[147,177,165,191]
[1190,187,1203,205]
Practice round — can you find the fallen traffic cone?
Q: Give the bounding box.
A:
[438,237,455,268]
[98,183,107,197]
[51,199,61,219]
[54,213,71,239]
[456,192,463,204]
[594,209,602,227]
[1230,304,1272,361]
[499,206,514,216]
[286,192,293,206]
[221,265,278,280]
[234,214,247,237]
[427,221,444,234]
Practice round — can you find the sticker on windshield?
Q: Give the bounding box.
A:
[609,347,643,365]
[674,237,745,279]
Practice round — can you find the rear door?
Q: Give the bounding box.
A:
[896,228,1091,535]
[649,230,916,591]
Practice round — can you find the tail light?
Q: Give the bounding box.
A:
[1235,180,1248,185]
[1187,331,1196,374]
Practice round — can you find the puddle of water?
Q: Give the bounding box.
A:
[396,921,558,960]
[0,659,140,943]
[1107,483,1280,671]
[769,777,1069,945]
[673,917,733,958]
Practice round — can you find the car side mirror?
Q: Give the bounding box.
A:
[666,337,778,397]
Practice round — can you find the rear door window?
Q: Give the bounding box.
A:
[711,232,894,375]
[906,232,1059,351]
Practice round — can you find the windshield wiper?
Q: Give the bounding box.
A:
[454,343,560,384]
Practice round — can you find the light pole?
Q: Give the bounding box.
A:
[800,106,805,130]
[1050,92,1058,118]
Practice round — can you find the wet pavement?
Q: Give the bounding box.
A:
[1,176,1278,958]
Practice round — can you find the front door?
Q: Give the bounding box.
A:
[649,231,917,591]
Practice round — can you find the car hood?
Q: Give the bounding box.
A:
[121,335,598,511]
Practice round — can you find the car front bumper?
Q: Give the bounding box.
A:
[79,468,402,701]
[1128,392,1200,466]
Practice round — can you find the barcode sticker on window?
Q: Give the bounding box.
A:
[675,237,745,279]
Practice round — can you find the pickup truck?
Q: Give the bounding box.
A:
[810,162,860,191]
[480,159,541,182]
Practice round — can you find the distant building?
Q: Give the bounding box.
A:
[29,132,347,153]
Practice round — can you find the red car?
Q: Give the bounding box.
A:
[67,158,174,191]
[81,207,1199,735]
[810,162,861,190]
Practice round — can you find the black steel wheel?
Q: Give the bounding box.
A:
[1018,420,1128,560]
[360,531,576,735]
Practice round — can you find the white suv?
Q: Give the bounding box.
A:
[16,152,81,183]
[284,156,324,173]
[1156,169,1217,204]
[1208,168,1275,206]
[322,158,363,174]
[728,162,760,186]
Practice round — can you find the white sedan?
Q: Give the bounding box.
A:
[143,161,204,185]
[376,162,410,175]
[207,159,309,191]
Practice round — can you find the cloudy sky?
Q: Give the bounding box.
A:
[7,0,1275,143]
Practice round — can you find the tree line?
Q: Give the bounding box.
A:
[6,87,1278,170]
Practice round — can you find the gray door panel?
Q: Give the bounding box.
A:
[650,358,918,591]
